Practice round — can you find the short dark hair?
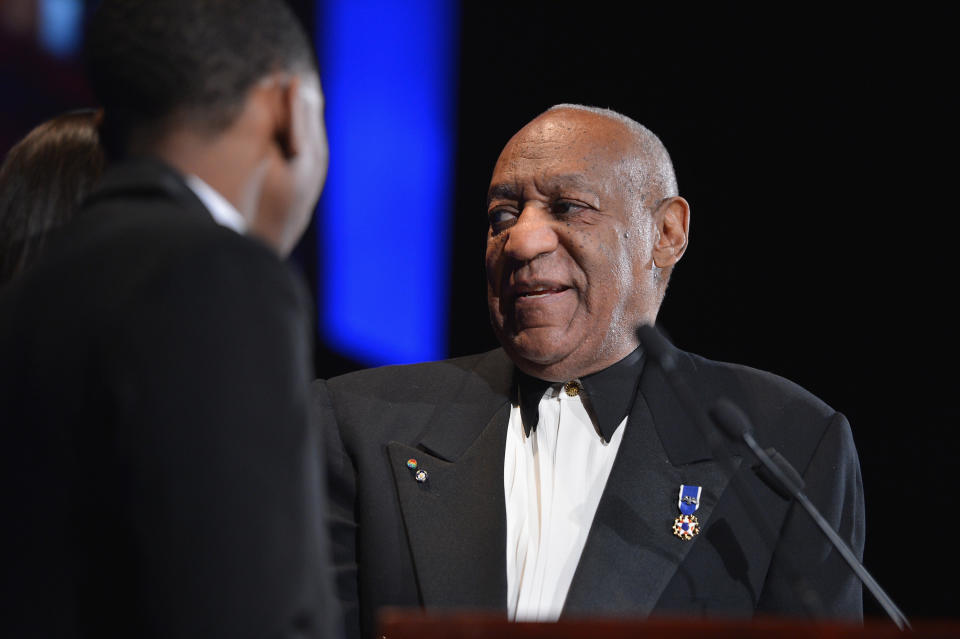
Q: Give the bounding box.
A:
[85,0,316,156]
[0,110,105,286]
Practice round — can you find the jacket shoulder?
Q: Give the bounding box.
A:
[327,349,509,404]
[678,350,850,472]
[684,351,836,418]
[320,349,511,451]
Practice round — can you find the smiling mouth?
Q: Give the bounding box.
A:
[515,286,570,299]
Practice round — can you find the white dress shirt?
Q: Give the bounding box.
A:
[504,382,628,621]
[184,174,247,234]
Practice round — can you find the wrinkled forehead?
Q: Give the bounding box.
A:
[492,110,634,183]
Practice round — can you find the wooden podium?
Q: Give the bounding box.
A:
[380,609,960,639]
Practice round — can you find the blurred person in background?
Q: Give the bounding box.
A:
[0,1,335,637]
[0,109,105,286]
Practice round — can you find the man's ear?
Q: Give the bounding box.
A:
[652,196,690,268]
[272,74,301,161]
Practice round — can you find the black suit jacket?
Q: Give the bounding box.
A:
[0,160,333,638]
[318,346,864,639]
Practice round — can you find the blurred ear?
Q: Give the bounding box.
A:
[271,74,301,161]
[652,196,690,268]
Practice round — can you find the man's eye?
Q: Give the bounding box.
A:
[552,200,583,216]
[488,208,518,231]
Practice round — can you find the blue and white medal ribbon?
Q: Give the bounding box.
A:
[673,484,702,540]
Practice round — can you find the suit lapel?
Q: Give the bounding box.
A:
[563,349,740,617]
[388,350,514,610]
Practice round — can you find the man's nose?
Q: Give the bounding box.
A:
[503,204,558,262]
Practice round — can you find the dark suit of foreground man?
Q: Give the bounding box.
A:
[319,105,864,638]
[0,1,333,637]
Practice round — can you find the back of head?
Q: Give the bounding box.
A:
[0,110,105,286]
[85,0,316,158]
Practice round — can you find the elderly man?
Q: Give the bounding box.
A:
[318,105,864,638]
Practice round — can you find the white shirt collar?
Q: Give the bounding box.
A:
[184,174,247,234]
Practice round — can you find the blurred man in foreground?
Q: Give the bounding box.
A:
[0,1,333,636]
[318,105,864,638]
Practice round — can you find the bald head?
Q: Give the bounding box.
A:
[485,104,690,380]
[546,104,678,205]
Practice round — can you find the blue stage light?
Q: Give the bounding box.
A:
[317,0,459,366]
[38,0,83,58]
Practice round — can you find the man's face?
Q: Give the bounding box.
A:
[291,73,329,249]
[485,110,660,381]
[262,73,329,255]
[253,72,329,256]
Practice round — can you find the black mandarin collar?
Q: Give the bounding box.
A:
[516,347,645,442]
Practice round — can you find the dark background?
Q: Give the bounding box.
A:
[2,0,956,622]
[447,5,959,621]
